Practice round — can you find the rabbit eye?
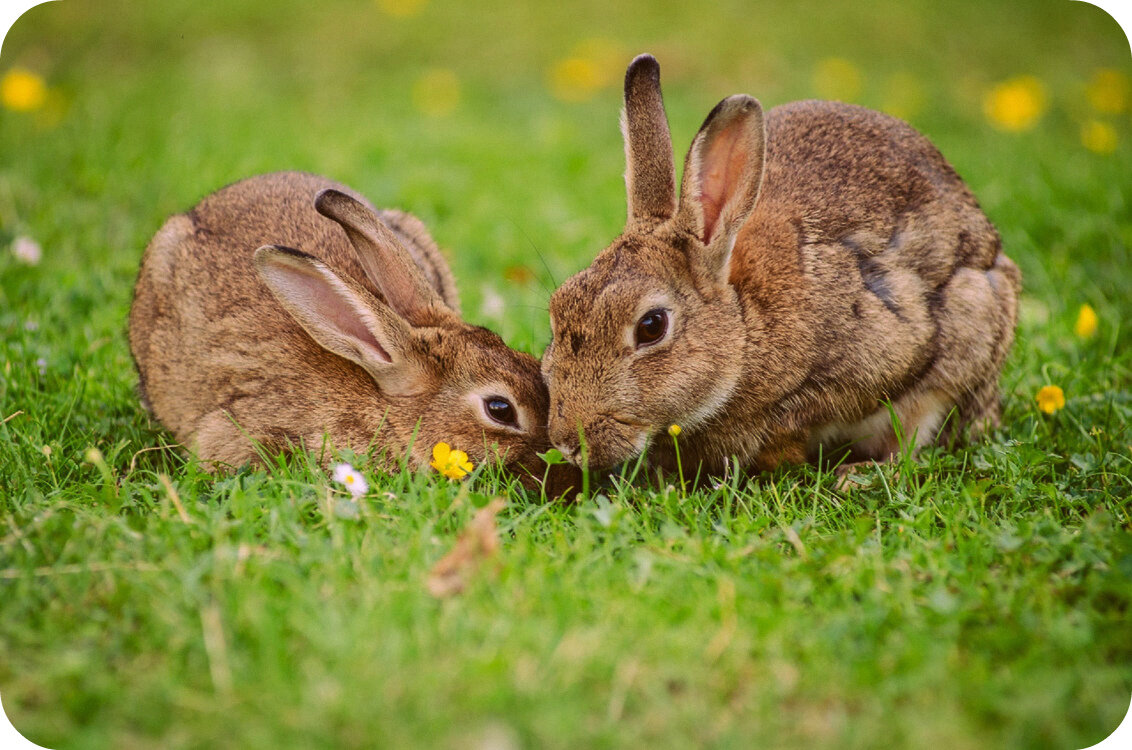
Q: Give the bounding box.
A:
[484,397,518,427]
[635,308,669,347]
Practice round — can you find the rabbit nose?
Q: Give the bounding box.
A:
[548,424,581,464]
[553,441,582,465]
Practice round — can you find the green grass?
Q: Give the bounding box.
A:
[2,0,1130,747]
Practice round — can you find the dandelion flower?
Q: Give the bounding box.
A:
[84,447,104,464]
[431,442,473,480]
[1080,120,1117,154]
[1,68,47,112]
[411,68,459,117]
[41,445,52,458]
[812,58,863,102]
[984,76,1047,132]
[667,424,682,437]
[332,462,369,497]
[1035,385,1065,415]
[1086,68,1129,114]
[547,39,620,103]
[1074,304,1099,339]
[377,0,427,18]
[549,57,604,102]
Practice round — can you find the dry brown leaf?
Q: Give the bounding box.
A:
[426,498,505,598]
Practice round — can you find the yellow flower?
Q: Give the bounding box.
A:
[1035,385,1065,415]
[431,442,473,480]
[376,0,427,18]
[549,57,603,103]
[411,68,460,117]
[1074,304,1099,339]
[547,39,620,103]
[813,58,862,102]
[984,76,1047,132]
[1080,120,1117,154]
[1086,68,1129,114]
[667,424,682,437]
[1,68,47,112]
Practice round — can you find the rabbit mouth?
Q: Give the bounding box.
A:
[559,420,650,471]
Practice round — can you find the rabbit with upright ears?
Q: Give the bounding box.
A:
[543,55,1020,476]
[130,171,576,492]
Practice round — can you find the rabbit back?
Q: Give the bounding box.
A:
[130,172,440,466]
[725,101,1019,465]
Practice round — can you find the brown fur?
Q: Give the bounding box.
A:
[544,55,1020,474]
[130,171,578,492]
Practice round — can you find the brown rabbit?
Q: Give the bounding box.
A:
[543,55,1020,476]
[130,171,573,491]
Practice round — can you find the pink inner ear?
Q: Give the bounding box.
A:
[286,266,392,363]
[697,120,748,245]
[324,297,391,363]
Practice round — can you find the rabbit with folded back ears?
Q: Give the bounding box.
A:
[130,171,578,493]
[542,55,1020,476]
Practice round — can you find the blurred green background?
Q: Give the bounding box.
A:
[2,0,1129,353]
[1,1,1130,748]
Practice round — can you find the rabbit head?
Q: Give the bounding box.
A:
[543,55,767,470]
[253,188,574,489]
[131,171,578,494]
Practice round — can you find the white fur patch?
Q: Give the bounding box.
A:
[810,389,954,460]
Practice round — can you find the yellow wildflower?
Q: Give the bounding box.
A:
[431,442,473,480]
[549,57,603,103]
[1074,304,1098,339]
[376,0,427,18]
[667,424,682,437]
[1,68,47,112]
[1035,385,1065,415]
[984,76,1047,132]
[547,39,620,103]
[411,68,460,117]
[1086,68,1129,114]
[813,58,862,102]
[1080,120,1117,154]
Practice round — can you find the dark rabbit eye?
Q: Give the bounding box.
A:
[484,397,518,427]
[635,309,669,347]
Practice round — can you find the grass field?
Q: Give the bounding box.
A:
[1,0,1130,747]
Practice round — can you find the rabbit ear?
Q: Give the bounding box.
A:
[622,54,677,225]
[314,189,452,324]
[676,95,766,280]
[254,245,420,393]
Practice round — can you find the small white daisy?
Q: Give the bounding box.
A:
[12,236,42,265]
[479,286,505,320]
[331,462,368,498]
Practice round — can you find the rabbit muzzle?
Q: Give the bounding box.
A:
[548,409,651,471]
